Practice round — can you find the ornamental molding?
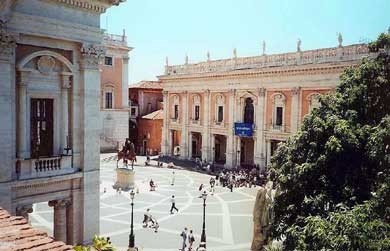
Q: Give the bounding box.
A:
[37,55,56,74]
[53,0,126,13]
[48,198,72,209]
[80,43,105,69]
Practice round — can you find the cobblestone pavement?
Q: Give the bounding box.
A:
[30,154,259,251]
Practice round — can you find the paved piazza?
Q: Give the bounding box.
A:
[30,154,258,251]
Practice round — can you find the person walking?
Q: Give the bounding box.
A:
[188,229,195,250]
[170,195,179,214]
[180,227,188,251]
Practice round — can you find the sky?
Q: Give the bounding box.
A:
[101,0,390,85]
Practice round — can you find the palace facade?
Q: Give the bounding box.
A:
[0,0,124,245]
[159,42,374,169]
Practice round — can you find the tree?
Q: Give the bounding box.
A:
[269,33,390,250]
[74,235,116,251]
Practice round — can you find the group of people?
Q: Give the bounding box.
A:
[180,227,196,251]
[216,167,267,190]
[142,208,159,233]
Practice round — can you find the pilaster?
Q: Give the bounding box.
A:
[291,87,300,133]
[61,74,72,154]
[255,88,266,168]
[180,91,188,159]
[161,91,169,155]
[225,89,236,168]
[121,56,129,108]
[202,89,210,161]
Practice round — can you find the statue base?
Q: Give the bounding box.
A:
[113,168,135,191]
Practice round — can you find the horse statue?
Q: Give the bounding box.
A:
[117,140,137,169]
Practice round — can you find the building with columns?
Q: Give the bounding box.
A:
[159,42,375,169]
[0,0,125,245]
[100,31,132,151]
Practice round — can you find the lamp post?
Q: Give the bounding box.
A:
[199,190,208,250]
[128,190,136,251]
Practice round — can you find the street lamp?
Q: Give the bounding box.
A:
[199,190,208,250]
[128,190,136,251]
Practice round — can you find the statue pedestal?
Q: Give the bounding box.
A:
[113,168,135,191]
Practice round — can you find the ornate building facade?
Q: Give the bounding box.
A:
[159,42,374,169]
[100,31,132,151]
[0,0,124,245]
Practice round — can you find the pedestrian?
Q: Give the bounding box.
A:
[143,208,151,227]
[170,195,179,214]
[180,227,188,251]
[103,187,107,193]
[188,229,195,250]
[171,171,175,186]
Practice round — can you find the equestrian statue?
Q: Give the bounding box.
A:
[117,138,137,169]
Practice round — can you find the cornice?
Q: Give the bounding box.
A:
[52,0,126,13]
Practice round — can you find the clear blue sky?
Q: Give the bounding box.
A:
[101,0,389,85]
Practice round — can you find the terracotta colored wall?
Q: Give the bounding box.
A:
[101,57,123,109]
[266,90,292,132]
[140,91,163,116]
[301,89,332,120]
[137,119,163,154]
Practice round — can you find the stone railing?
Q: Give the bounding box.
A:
[190,119,201,125]
[103,33,127,47]
[17,155,74,180]
[165,44,372,75]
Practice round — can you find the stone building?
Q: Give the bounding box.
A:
[129,80,163,154]
[0,0,125,245]
[100,31,132,151]
[159,42,374,169]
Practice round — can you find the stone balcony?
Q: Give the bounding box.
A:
[190,119,201,126]
[16,155,74,180]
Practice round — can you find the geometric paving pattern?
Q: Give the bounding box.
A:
[30,154,259,251]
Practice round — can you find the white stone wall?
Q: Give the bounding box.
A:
[100,110,129,152]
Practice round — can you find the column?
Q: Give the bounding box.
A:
[161,91,169,155]
[49,199,71,243]
[121,56,129,108]
[188,132,193,158]
[180,91,188,159]
[210,134,215,163]
[61,74,71,153]
[168,130,173,155]
[79,43,103,242]
[17,78,28,159]
[16,204,33,222]
[266,140,272,166]
[236,137,241,166]
[255,88,266,168]
[202,89,210,161]
[225,89,236,168]
[0,28,16,212]
[290,87,300,133]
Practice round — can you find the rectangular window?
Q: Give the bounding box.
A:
[31,99,53,158]
[105,92,113,109]
[104,56,113,66]
[131,108,136,116]
[217,106,223,122]
[174,105,179,119]
[195,105,200,120]
[276,107,283,126]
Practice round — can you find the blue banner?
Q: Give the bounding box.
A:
[234,122,253,137]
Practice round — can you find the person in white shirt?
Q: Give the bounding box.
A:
[170,195,179,214]
[171,171,175,186]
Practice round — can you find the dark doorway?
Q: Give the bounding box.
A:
[31,99,53,158]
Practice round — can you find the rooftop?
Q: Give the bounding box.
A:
[129,80,163,89]
[0,207,73,251]
[163,43,372,76]
[142,109,164,120]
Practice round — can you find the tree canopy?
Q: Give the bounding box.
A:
[269,33,390,250]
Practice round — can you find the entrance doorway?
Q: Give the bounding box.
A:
[190,132,202,159]
[240,138,254,167]
[171,130,181,156]
[214,135,226,164]
[31,99,53,158]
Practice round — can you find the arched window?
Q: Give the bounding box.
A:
[243,97,254,124]
[308,93,321,113]
[192,94,201,121]
[272,93,286,130]
[215,94,225,124]
[103,85,115,109]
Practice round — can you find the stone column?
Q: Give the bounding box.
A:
[255,88,266,168]
[49,199,71,243]
[210,134,215,163]
[188,132,193,158]
[168,130,173,155]
[290,87,300,133]
[0,27,16,212]
[266,140,272,166]
[121,56,129,108]
[16,204,33,222]
[202,89,210,161]
[161,91,169,155]
[236,137,241,166]
[180,91,188,159]
[61,74,71,153]
[225,89,236,168]
[79,43,103,242]
[17,76,28,159]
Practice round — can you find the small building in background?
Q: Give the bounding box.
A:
[129,81,163,155]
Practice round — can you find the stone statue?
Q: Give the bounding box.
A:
[244,98,254,124]
[262,40,266,55]
[233,48,237,58]
[185,54,188,64]
[338,32,343,47]
[207,51,210,61]
[251,181,278,250]
[297,38,301,52]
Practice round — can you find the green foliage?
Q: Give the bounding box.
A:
[269,33,390,250]
[74,235,116,251]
